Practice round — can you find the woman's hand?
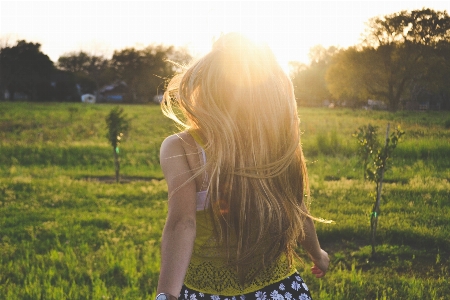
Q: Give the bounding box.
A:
[310,249,329,278]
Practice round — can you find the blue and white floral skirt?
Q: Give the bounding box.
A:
[180,272,312,300]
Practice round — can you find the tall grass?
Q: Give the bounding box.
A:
[0,102,449,299]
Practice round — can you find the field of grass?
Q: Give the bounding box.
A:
[0,102,449,299]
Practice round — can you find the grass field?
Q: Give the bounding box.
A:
[0,102,449,299]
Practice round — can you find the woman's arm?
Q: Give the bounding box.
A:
[157,134,197,298]
[298,203,330,278]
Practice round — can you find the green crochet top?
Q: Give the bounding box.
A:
[184,130,296,295]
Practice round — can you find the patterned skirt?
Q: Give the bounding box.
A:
[180,272,312,300]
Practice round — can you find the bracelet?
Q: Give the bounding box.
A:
[156,293,178,300]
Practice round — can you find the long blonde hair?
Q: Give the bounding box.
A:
[162,33,310,282]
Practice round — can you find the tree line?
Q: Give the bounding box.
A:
[1,8,449,109]
[0,40,191,103]
[291,8,450,111]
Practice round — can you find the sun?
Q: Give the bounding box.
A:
[239,31,294,75]
[193,1,302,75]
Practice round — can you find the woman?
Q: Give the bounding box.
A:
[156,33,329,300]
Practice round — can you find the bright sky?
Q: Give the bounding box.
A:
[1,1,449,69]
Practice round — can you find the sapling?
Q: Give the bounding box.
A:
[105,107,130,183]
[353,123,405,257]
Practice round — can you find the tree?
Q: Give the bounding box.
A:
[290,45,338,106]
[365,8,450,110]
[57,51,111,96]
[111,45,191,102]
[58,51,92,74]
[327,48,395,111]
[51,69,79,102]
[0,40,54,101]
[327,8,450,111]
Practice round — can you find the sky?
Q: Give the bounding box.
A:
[1,0,450,69]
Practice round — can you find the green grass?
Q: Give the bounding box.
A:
[0,102,449,299]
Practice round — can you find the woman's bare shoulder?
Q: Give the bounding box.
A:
[161,131,195,152]
[160,132,196,165]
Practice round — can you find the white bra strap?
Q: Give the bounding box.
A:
[200,147,207,166]
[195,142,208,190]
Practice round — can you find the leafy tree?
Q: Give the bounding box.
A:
[365,9,450,110]
[111,47,146,102]
[111,45,191,102]
[407,39,450,109]
[51,69,79,101]
[290,45,338,106]
[0,40,54,101]
[364,8,450,47]
[58,51,92,74]
[57,51,111,96]
[57,46,191,103]
[325,47,372,107]
[327,8,450,111]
